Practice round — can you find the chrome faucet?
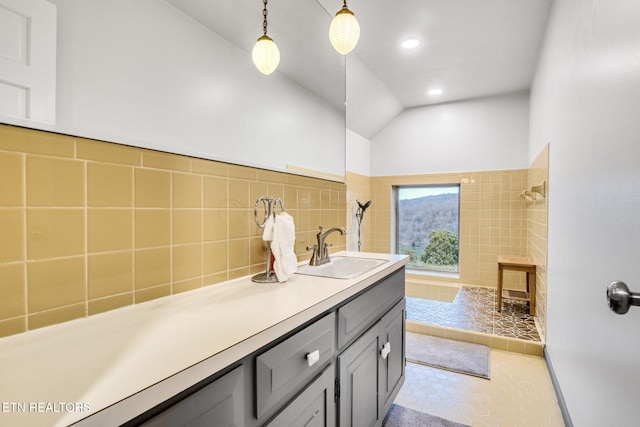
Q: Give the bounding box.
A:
[307,226,346,266]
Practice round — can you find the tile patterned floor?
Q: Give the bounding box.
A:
[406,286,541,342]
[395,352,565,426]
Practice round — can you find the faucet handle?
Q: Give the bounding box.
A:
[306,245,317,252]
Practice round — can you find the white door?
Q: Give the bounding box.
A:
[531,0,640,426]
[0,0,56,123]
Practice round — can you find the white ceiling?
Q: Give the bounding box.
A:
[345,0,553,108]
[168,0,554,139]
[330,0,554,138]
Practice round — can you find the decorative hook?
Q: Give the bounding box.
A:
[530,181,546,198]
[520,181,546,201]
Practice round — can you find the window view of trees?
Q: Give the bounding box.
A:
[396,186,460,272]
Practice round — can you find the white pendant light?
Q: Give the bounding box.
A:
[252,0,280,75]
[253,35,280,75]
[329,1,360,55]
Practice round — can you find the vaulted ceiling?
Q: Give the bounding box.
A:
[326,0,553,138]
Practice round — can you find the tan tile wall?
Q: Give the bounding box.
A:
[367,170,529,289]
[527,145,549,341]
[346,154,548,340]
[0,125,346,338]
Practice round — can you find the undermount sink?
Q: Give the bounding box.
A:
[295,256,387,279]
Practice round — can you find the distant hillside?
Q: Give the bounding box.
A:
[398,193,459,249]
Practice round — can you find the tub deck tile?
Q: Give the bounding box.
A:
[406,285,541,342]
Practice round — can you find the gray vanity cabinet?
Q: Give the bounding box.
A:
[261,268,405,427]
[126,267,405,427]
[337,300,406,427]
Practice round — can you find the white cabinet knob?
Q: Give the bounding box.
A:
[306,350,320,367]
[380,342,391,359]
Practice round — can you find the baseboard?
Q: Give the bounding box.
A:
[544,347,573,427]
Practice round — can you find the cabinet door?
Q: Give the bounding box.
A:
[265,365,335,427]
[142,365,244,427]
[378,300,406,416]
[338,326,380,427]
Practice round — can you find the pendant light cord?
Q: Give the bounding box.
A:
[262,0,269,36]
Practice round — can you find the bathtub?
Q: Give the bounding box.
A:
[406,280,461,302]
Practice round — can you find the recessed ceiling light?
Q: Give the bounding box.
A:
[401,38,420,49]
[427,88,443,96]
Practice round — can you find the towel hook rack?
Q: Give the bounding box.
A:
[530,181,546,198]
[254,196,284,228]
[520,181,546,201]
[252,197,285,283]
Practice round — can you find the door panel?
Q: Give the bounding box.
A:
[338,327,379,427]
[378,300,405,415]
[0,0,56,123]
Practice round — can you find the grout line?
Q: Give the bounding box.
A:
[83,159,88,318]
[201,174,204,288]
[22,153,28,332]
[169,171,173,295]
[132,166,137,304]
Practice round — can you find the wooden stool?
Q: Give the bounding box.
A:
[497,256,536,315]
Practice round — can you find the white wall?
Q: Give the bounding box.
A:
[530,1,640,426]
[346,55,403,141]
[370,91,530,176]
[345,129,371,176]
[345,129,370,252]
[16,0,345,179]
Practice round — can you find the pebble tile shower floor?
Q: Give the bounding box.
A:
[406,285,541,341]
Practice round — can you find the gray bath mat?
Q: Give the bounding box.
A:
[382,404,470,427]
[406,332,490,379]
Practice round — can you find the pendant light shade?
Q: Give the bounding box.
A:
[329,2,360,55]
[253,0,279,75]
[252,35,280,75]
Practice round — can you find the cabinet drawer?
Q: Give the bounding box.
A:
[337,268,404,349]
[265,365,335,427]
[256,312,336,419]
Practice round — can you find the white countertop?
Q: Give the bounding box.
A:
[0,252,407,427]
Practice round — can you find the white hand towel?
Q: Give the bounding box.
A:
[262,215,275,242]
[271,212,297,282]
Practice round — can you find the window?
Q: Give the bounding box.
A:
[394,185,460,272]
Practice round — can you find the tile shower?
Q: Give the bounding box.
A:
[406,282,541,341]
[362,146,550,354]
